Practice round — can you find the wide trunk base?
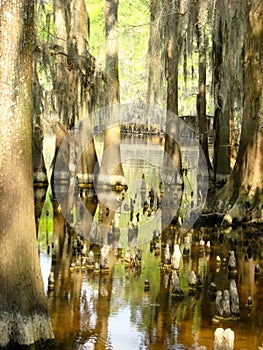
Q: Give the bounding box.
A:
[0,312,54,348]
[214,182,263,227]
[222,196,263,227]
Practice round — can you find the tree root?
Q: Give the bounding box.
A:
[0,312,54,348]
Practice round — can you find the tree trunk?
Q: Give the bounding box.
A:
[213,103,231,185]
[32,10,48,231]
[146,0,163,106]
[105,0,119,106]
[32,50,48,189]
[51,0,70,194]
[212,0,245,186]
[52,0,98,215]
[33,123,48,187]
[214,0,263,225]
[162,0,184,244]
[68,0,98,186]
[53,0,69,125]
[195,0,212,175]
[98,0,126,189]
[0,0,54,346]
[212,16,230,185]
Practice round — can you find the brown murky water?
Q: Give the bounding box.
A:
[38,135,263,350]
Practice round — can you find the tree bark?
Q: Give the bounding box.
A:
[51,0,70,193]
[98,0,126,189]
[212,0,245,186]
[52,0,98,213]
[214,0,263,225]
[0,0,54,346]
[105,0,119,106]
[146,0,163,106]
[212,21,225,184]
[53,0,69,125]
[162,0,184,243]
[213,101,231,185]
[32,53,48,188]
[68,0,98,186]
[195,0,212,175]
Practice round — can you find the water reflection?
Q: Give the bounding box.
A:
[39,226,263,349]
[38,136,263,350]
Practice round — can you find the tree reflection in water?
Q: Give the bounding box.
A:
[38,137,263,350]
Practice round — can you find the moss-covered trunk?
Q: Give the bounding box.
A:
[196,0,212,176]
[51,0,98,190]
[162,0,184,243]
[33,3,48,190]
[146,0,162,106]
[0,0,54,346]
[68,0,98,186]
[212,0,245,186]
[214,0,263,225]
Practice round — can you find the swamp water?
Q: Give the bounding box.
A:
[38,135,263,349]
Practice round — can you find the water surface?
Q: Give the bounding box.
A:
[39,135,263,349]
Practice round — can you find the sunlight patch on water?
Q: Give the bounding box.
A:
[80,335,98,350]
[108,306,145,349]
[39,252,52,293]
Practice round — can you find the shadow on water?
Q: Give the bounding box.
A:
[35,135,263,350]
[0,340,55,350]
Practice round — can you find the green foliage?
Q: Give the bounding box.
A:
[36,0,215,117]
[86,0,105,60]
[119,1,150,102]
[87,0,150,103]
[37,1,54,44]
[38,188,54,249]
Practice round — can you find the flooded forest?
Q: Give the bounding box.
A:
[0,0,262,349]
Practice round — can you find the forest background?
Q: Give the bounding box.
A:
[0,0,262,347]
[36,0,262,225]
